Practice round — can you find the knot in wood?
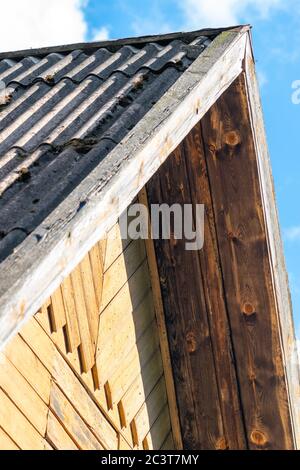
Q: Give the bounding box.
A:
[215,437,228,450]
[186,331,198,353]
[224,130,241,147]
[250,430,267,447]
[242,302,256,316]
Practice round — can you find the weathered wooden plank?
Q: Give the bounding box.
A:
[0,427,19,450]
[0,388,46,450]
[50,383,103,450]
[139,187,183,449]
[183,124,246,448]
[20,318,119,450]
[4,334,51,404]
[46,411,79,450]
[147,148,225,449]
[200,74,294,449]
[0,352,48,435]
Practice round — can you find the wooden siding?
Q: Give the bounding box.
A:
[0,221,174,450]
[146,74,295,450]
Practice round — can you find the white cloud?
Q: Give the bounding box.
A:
[179,0,283,29]
[91,26,109,42]
[284,226,300,242]
[0,0,88,52]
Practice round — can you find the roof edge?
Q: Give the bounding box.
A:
[0,25,250,60]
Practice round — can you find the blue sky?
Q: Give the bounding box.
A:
[0,0,299,329]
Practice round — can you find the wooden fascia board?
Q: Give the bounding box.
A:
[0,28,248,348]
[244,34,300,448]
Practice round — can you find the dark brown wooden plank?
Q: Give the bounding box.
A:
[200,74,294,449]
[147,147,225,450]
[182,126,247,449]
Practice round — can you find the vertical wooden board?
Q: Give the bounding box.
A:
[60,276,81,352]
[20,319,119,450]
[50,286,67,331]
[0,427,19,450]
[79,254,100,349]
[183,124,246,448]
[147,150,225,449]
[50,383,104,450]
[0,388,46,450]
[200,74,294,449]
[47,412,79,450]
[100,239,146,311]
[4,334,51,404]
[89,243,104,309]
[0,352,48,435]
[70,266,95,372]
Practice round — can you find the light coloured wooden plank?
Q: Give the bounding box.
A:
[146,405,171,451]
[97,291,155,386]
[0,427,19,450]
[60,276,81,352]
[139,187,183,449]
[50,287,67,331]
[134,376,168,444]
[70,266,95,372]
[109,322,160,406]
[88,243,104,309]
[20,319,118,450]
[100,239,146,311]
[79,253,99,349]
[0,388,46,450]
[0,352,48,435]
[121,351,164,426]
[50,383,103,450]
[46,411,78,450]
[4,334,51,404]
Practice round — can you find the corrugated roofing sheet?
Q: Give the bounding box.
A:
[0,29,218,262]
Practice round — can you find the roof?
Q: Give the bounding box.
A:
[0,28,227,263]
[0,25,249,346]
